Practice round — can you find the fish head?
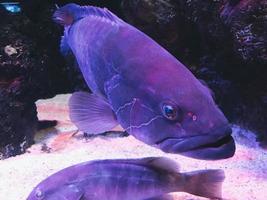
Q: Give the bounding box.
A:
[112,59,235,160]
[27,185,84,200]
[26,173,84,200]
[154,84,235,160]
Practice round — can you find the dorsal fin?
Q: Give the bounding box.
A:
[112,157,180,173]
[140,157,180,173]
[90,157,180,174]
[53,3,122,26]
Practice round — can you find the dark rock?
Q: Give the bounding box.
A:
[0,0,126,159]
[122,0,267,64]
[0,86,37,159]
[0,2,87,158]
[220,0,267,63]
[37,120,58,131]
[121,0,185,55]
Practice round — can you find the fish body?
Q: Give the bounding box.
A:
[53,4,235,160]
[27,157,225,200]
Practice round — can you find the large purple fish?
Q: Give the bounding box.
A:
[27,157,225,200]
[53,4,235,160]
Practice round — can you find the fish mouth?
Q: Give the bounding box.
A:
[156,133,235,160]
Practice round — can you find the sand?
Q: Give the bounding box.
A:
[0,94,266,200]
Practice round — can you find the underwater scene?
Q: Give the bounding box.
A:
[0,1,266,200]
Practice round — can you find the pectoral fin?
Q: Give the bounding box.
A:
[69,92,118,134]
[58,184,85,200]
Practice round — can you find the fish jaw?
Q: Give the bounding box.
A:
[180,136,235,160]
[155,128,235,160]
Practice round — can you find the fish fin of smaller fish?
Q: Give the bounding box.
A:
[69,91,118,134]
[183,169,225,199]
[141,157,180,173]
[57,184,85,200]
[53,3,122,26]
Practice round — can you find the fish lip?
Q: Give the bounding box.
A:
[156,134,235,160]
[181,136,235,160]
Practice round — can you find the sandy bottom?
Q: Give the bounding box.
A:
[0,94,266,200]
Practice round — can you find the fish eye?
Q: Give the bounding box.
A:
[162,104,179,121]
[35,188,44,199]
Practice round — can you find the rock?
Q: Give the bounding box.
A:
[0,2,87,158]
[220,0,267,63]
[4,45,17,56]
[122,0,183,55]
[0,78,37,159]
[122,0,267,63]
[0,1,125,158]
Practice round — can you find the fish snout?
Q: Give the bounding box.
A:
[225,126,232,135]
[212,124,232,137]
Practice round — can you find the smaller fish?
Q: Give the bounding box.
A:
[27,157,225,200]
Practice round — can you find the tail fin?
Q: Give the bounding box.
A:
[183,169,225,199]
